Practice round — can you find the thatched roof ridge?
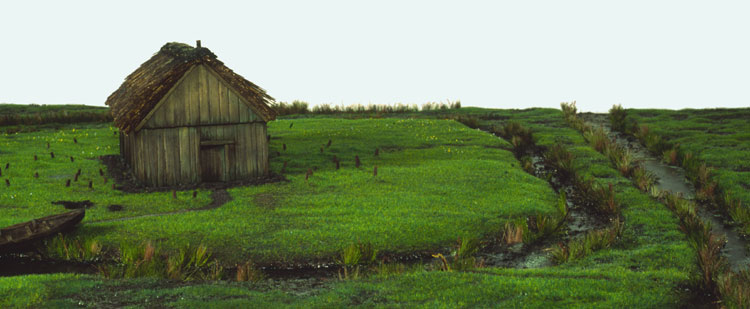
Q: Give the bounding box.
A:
[106,42,276,133]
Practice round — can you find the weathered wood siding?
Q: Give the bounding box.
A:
[142,64,259,129]
[121,64,269,187]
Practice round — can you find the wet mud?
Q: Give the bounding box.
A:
[581,113,750,271]
[0,254,96,276]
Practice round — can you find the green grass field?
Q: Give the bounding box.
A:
[0,106,730,307]
[1,118,558,264]
[627,108,750,232]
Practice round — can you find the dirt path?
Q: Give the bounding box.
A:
[581,113,750,271]
[90,189,232,224]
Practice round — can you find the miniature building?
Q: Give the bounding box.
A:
[105,41,277,186]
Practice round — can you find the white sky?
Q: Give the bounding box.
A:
[1,1,748,112]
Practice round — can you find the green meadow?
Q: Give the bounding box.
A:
[2,105,742,307]
[1,117,558,264]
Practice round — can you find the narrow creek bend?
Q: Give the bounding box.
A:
[581,113,750,272]
[477,127,610,269]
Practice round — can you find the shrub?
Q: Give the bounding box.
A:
[270,100,310,116]
[454,115,480,129]
[608,104,627,132]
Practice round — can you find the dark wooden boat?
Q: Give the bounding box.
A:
[0,209,85,254]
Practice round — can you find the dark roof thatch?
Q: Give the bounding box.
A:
[106,42,276,133]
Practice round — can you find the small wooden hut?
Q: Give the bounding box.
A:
[106,41,277,187]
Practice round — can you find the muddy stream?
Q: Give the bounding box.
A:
[581,113,750,271]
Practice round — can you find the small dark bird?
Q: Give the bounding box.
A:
[374,165,378,177]
[34,155,37,161]
[70,156,74,162]
[65,179,71,187]
[34,172,39,178]
[193,190,198,198]
[326,139,332,147]
[73,138,78,144]
[283,143,286,151]
[50,152,55,158]
[99,168,104,176]
[5,163,9,169]
[374,148,379,156]
[289,122,293,128]
[88,181,93,189]
[5,179,9,187]
[355,155,361,168]
[113,131,117,136]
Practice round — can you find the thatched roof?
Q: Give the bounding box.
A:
[106,42,276,133]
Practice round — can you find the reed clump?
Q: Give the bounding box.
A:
[336,242,378,280]
[96,242,222,282]
[550,218,624,264]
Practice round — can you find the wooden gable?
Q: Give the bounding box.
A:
[139,64,261,130]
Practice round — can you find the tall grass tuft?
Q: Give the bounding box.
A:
[42,234,103,262]
[662,147,680,165]
[578,180,619,215]
[724,193,750,231]
[545,143,575,180]
[550,218,624,264]
[97,242,221,281]
[695,232,727,295]
[452,235,481,271]
[631,165,657,192]
[717,269,750,308]
[612,147,635,177]
[583,126,610,153]
[236,260,264,282]
[503,222,524,245]
[608,104,627,132]
[337,242,377,280]
[497,121,534,153]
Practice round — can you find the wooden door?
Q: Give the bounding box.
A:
[200,145,226,182]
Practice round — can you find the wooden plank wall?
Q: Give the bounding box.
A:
[143,64,258,129]
[129,123,268,186]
